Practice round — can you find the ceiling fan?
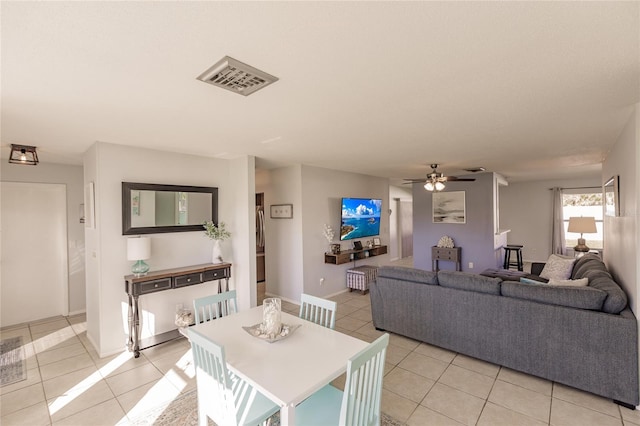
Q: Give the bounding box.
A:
[403,164,476,192]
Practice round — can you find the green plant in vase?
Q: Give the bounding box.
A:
[203,221,231,264]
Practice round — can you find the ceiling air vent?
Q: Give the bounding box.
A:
[196,56,278,96]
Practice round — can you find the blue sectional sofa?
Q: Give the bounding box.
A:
[369,255,638,407]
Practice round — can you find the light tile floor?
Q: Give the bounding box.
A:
[2,279,640,425]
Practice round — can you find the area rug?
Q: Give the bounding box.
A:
[0,336,27,386]
[130,388,405,425]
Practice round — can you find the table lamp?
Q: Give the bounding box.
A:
[567,216,597,254]
[127,236,151,276]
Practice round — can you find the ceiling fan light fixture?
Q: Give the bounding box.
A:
[435,181,446,191]
[424,181,435,191]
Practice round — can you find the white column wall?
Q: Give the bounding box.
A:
[84,142,252,357]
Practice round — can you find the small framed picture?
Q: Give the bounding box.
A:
[330,243,341,254]
[270,204,293,219]
[373,237,381,246]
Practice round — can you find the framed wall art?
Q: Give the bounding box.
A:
[433,191,466,224]
[270,204,293,219]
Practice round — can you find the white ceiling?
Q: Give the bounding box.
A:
[1,1,638,183]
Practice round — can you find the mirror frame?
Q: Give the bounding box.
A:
[122,182,218,235]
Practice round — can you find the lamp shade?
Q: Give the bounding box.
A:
[127,237,151,261]
[567,217,597,234]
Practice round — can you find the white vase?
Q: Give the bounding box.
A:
[212,240,223,264]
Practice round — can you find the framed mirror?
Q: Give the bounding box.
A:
[603,176,619,217]
[122,182,218,235]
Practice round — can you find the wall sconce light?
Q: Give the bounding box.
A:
[9,144,39,165]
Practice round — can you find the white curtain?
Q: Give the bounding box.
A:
[551,187,566,255]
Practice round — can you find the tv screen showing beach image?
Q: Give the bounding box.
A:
[340,198,382,241]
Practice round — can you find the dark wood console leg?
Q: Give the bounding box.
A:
[127,294,134,352]
[614,400,636,410]
[133,295,140,358]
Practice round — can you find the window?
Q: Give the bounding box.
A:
[562,192,603,250]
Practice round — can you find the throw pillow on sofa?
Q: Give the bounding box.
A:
[520,277,546,285]
[540,254,576,280]
[548,277,589,287]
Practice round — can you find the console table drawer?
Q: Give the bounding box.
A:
[432,248,460,260]
[139,278,172,295]
[174,273,203,288]
[203,268,229,282]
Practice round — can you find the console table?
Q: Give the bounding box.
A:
[432,247,461,272]
[125,262,231,357]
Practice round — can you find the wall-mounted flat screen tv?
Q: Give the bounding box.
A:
[340,197,382,241]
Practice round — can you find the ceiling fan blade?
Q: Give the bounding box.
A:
[444,176,476,182]
[403,178,426,183]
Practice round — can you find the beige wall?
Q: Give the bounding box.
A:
[602,105,639,315]
[83,142,254,357]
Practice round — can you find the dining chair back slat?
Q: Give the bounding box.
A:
[295,333,389,426]
[299,293,337,329]
[341,333,388,426]
[194,290,238,324]
[188,328,279,426]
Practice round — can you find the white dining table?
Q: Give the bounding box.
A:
[191,305,368,426]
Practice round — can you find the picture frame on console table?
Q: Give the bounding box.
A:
[373,237,381,246]
[604,176,619,217]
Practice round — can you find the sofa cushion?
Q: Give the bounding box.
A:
[586,272,628,314]
[438,271,501,295]
[540,254,576,280]
[376,266,438,285]
[571,254,607,279]
[501,281,606,310]
[570,255,628,314]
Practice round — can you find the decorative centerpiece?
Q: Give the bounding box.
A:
[243,297,300,343]
[203,221,231,264]
[323,224,335,254]
[437,235,455,248]
[175,308,193,329]
[262,297,282,337]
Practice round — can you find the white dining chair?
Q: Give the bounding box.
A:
[193,290,238,324]
[299,293,338,329]
[295,333,389,426]
[188,328,279,426]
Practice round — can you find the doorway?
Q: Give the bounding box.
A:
[1,182,69,326]
[399,199,414,258]
[256,193,266,303]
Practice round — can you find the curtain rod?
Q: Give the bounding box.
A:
[548,186,601,190]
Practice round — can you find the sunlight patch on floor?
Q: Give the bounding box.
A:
[48,351,133,415]
[119,354,188,423]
